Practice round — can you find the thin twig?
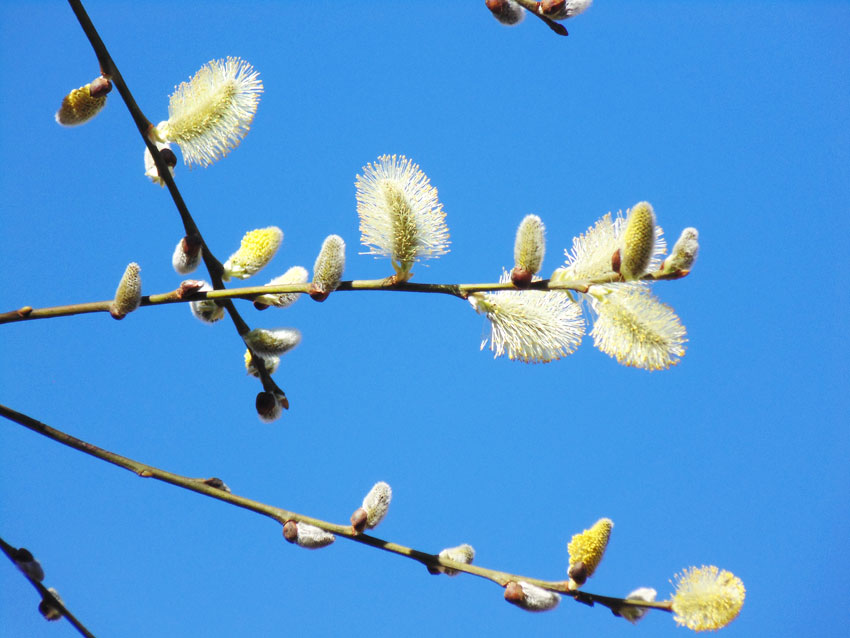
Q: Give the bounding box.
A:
[0,535,96,638]
[0,403,673,617]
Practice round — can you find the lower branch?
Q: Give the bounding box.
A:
[0,403,672,618]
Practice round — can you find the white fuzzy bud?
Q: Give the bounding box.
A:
[283,521,336,549]
[189,281,225,323]
[620,587,657,624]
[244,327,301,357]
[662,227,699,275]
[172,235,202,274]
[504,581,561,612]
[360,481,392,529]
[310,235,346,301]
[436,544,475,576]
[254,266,309,309]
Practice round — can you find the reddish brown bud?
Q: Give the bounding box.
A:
[510,266,533,288]
[611,248,621,274]
[177,280,206,299]
[88,76,113,99]
[283,520,298,543]
[568,560,588,586]
[202,477,230,492]
[540,0,568,20]
[504,581,525,603]
[309,284,330,302]
[160,146,178,168]
[350,507,368,533]
[16,306,33,317]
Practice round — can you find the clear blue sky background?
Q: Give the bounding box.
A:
[1,1,848,636]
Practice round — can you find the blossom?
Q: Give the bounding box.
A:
[244,349,280,377]
[588,284,686,370]
[469,271,584,363]
[555,209,665,283]
[512,214,546,286]
[351,482,392,532]
[189,281,225,323]
[671,566,745,631]
[662,227,700,275]
[282,521,335,550]
[436,544,475,576]
[567,517,613,587]
[253,266,308,309]
[620,587,657,624]
[156,57,262,167]
[109,263,142,319]
[55,77,110,126]
[619,201,656,280]
[355,155,449,280]
[244,327,301,357]
[310,235,346,300]
[504,581,561,612]
[222,227,283,281]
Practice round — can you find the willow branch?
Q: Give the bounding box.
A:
[0,269,690,325]
[65,0,280,398]
[0,403,673,617]
[0,535,96,638]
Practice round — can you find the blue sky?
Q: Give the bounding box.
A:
[1,1,848,636]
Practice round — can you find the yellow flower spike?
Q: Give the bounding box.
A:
[671,566,745,632]
[55,77,111,126]
[619,202,656,280]
[222,226,283,281]
[567,517,613,588]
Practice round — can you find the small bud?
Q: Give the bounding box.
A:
[283,521,336,549]
[619,587,657,624]
[512,214,546,287]
[255,390,287,422]
[55,78,109,126]
[504,581,561,612]
[485,0,525,25]
[189,281,225,323]
[244,349,280,377]
[540,0,593,21]
[353,481,392,531]
[109,262,142,319]
[222,227,283,281]
[144,140,176,186]
[350,508,369,533]
[310,235,345,301]
[435,544,475,576]
[13,548,44,582]
[38,588,64,622]
[253,266,309,309]
[202,477,231,492]
[620,202,656,280]
[244,327,301,357]
[172,234,203,274]
[661,227,699,275]
[567,517,613,589]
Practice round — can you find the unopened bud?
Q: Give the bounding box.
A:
[244,327,301,357]
[504,581,561,612]
[567,517,613,588]
[202,477,231,492]
[254,266,309,309]
[283,521,336,549]
[352,481,392,531]
[661,227,699,275]
[189,281,225,323]
[244,349,280,377]
[13,548,44,582]
[256,390,287,422]
[512,214,546,287]
[38,588,64,622]
[620,202,656,280]
[222,227,283,281]
[540,0,593,21]
[172,234,203,274]
[55,78,109,126]
[109,262,142,319]
[310,235,345,301]
[619,587,657,624]
[435,544,475,576]
[144,140,176,186]
[485,0,525,25]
